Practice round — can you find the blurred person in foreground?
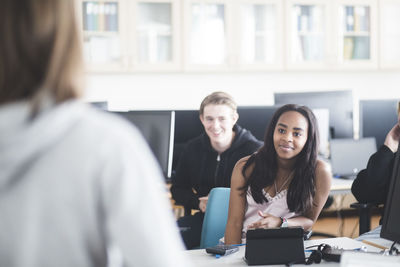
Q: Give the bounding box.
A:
[0,1,191,267]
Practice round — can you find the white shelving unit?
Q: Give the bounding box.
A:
[379,0,400,69]
[77,0,397,72]
[334,0,378,69]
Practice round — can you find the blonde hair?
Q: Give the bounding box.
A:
[0,0,83,109]
[199,92,237,116]
[398,101,400,114]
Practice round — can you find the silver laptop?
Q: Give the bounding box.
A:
[329,138,377,179]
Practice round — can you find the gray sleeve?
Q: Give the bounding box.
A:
[99,125,193,267]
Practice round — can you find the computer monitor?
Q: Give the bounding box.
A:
[113,111,175,179]
[274,90,354,138]
[237,106,279,141]
[312,108,330,158]
[174,110,203,144]
[172,110,204,172]
[359,99,399,148]
[381,142,400,243]
[329,137,377,179]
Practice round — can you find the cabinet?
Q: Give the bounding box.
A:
[334,0,378,69]
[286,0,377,70]
[78,0,180,72]
[234,0,283,70]
[130,0,181,71]
[183,0,230,71]
[379,0,400,69]
[78,0,127,71]
[183,0,282,71]
[77,0,395,72]
[286,0,332,69]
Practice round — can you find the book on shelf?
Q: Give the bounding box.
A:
[343,37,354,60]
[83,2,118,32]
[345,6,354,32]
[352,36,370,60]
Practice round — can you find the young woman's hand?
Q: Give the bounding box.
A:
[247,211,282,229]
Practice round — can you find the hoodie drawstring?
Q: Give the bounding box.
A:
[214,154,221,186]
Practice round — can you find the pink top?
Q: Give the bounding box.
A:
[241,188,301,238]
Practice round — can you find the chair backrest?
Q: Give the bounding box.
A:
[199,187,231,248]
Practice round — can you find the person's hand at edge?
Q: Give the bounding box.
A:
[384,120,400,153]
[198,196,209,212]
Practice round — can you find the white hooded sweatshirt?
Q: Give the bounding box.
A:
[0,100,191,267]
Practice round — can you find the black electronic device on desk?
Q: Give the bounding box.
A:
[206,244,239,256]
[381,142,400,252]
[244,227,305,265]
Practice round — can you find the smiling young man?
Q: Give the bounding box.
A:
[170,92,262,249]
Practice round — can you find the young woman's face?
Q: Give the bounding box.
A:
[273,111,309,161]
[200,104,238,147]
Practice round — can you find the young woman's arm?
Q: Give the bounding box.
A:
[224,157,249,245]
[305,159,332,225]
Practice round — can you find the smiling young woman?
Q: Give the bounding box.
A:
[224,104,332,245]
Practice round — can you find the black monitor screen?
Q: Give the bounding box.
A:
[174,110,203,144]
[237,106,279,141]
[114,111,174,179]
[359,100,398,148]
[173,110,204,172]
[381,143,400,243]
[274,90,354,138]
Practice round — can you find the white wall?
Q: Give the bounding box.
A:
[84,71,400,111]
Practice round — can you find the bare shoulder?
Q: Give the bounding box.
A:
[235,155,251,167]
[316,159,331,174]
[315,159,332,186]
[231,155,251,187]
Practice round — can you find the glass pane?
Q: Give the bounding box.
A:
[82,1,119,31]
[343,6,370,32]
[343,36,370,60]
[341,5,370,60]
[137,34,172,63]
[190,4,225,64]
[137,3,172,63]
[240,4,276,64]
[83,35,121,63]
[291,5,325,62]
[381,4,400,63]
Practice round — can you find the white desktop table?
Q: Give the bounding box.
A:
[330,178,354,195]
[185,237,382,267]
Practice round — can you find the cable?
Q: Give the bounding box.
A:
[389,241,399,255]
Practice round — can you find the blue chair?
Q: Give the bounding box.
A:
[199,187,231,249]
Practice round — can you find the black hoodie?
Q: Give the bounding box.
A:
[171,124,263,210]
[351,145,396,205]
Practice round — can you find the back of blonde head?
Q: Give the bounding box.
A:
[0,0,83,107]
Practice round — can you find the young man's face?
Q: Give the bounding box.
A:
[200,104,238,148]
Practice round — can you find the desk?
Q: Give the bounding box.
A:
[171,178,354,219]
[185,237,382,267]
[330,178,353,195]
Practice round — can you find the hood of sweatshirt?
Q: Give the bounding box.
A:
[0,99,86,188]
